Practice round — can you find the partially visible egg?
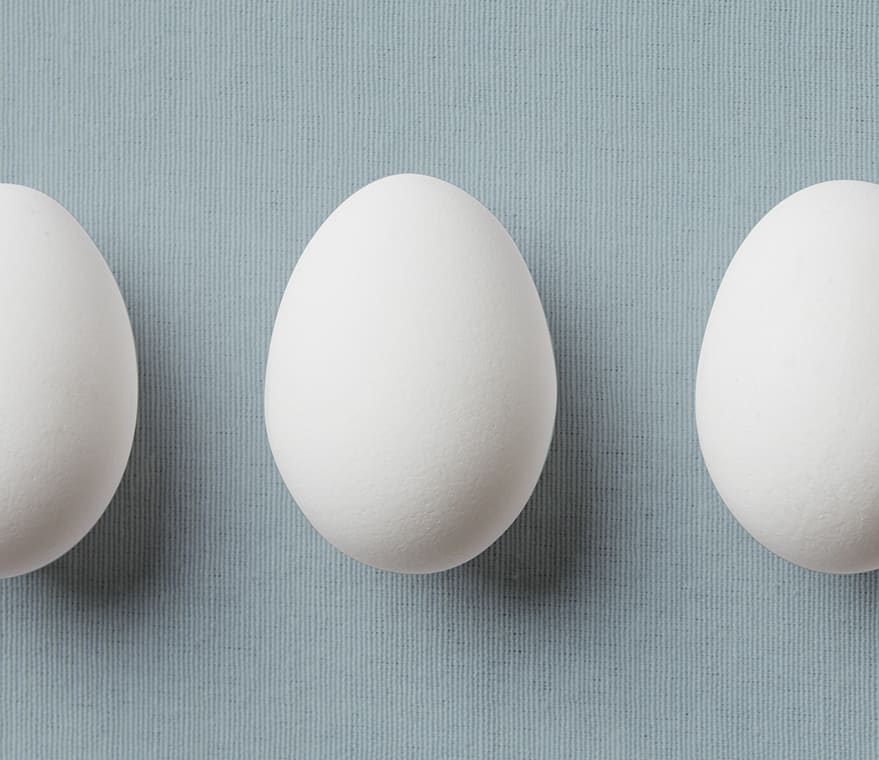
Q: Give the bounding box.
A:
[696,180,879,573]
[265,174,557,573]
[0,185,138,578]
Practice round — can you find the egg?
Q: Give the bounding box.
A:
[0,185,138,578]
[265,174,557,573]
[696,180,879,573]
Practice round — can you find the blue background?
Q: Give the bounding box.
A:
[1,2,878,757]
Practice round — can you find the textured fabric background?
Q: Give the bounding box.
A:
[1,2,878,757]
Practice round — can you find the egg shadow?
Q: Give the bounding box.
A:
[37,295,183,609]
[446,409,586,601]
[442,255,610,605]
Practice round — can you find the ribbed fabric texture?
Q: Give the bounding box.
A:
[1,1,878,757]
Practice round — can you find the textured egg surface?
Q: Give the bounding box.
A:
[696,180,879,573]
[0,184,138,578]
[265,174,557,573]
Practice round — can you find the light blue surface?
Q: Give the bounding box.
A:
[1,2,878,757]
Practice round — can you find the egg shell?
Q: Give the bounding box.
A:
[696,180,879,573]
[0,185,138,578]
[265,174,557,573]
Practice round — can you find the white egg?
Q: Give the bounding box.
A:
[265,174,557,573]
[0,185,138,578]
[696,180,879,573]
